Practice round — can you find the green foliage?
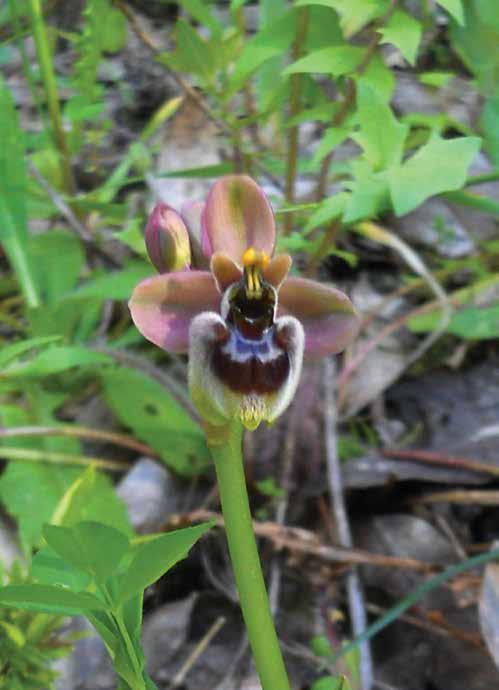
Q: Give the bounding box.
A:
[102,367,210,475]
[0,520,213,690]
[0,566,74,690]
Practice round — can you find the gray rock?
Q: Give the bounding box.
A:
[0,517,21,571]
[117,457,181,533]
[393,197,475,258]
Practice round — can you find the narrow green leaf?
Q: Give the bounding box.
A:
[179,0,222,35]
[284,45,363,76]
[0,346,111,380]
[118,522,213,602]
[0,584,106,615]
[0,336,61,369]
[378,9,422,65]
[0,77,39,307]
[68,260,151,301]
[388,136,481,216]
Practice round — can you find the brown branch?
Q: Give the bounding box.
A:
[382,448,499,479]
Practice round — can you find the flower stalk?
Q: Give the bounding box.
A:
[209,419,291,690]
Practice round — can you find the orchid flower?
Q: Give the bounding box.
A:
[129,175,358,431]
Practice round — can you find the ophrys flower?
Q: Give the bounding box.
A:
[129,175,359,430]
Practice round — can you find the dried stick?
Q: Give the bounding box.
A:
[323,357,373,690]
[382,448,499,479]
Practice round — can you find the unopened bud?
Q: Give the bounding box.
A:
[145,203,191,273]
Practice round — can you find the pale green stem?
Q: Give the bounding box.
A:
[209,420,291,690]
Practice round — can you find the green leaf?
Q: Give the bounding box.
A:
[118,522,213,602]
[51,465,131,535]
[296,0,389,37]
[0,346,111,380]
[450,2,499,95]
[0,336,61,369]
[0,403,81,552]
[29,229,84,303]
[388,136,482,216]
[68,260,151,301]
[43,522,129,582]
[436,0,464,25]
[179,0,222,35]
[284,45,363,77]
[311,675,352,690]
[356,52,395,100]
[378,9,422,65]
[480,96,499,165]
[0,584,106,615]
[343,163,390,222]
[160,20,217,85]
[32,547,91,591]
[102,367,210,475]
[157,161,235,179]
[353,80,408,170]
[229,10,296,92]
[409,304,499,339]
[305,193,349,231]
[0,77,39,308]
[310,124,351,168]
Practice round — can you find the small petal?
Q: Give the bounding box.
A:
[211,252,242,292]
[129,271,220,353]
[180,201,209,269]
[202,175,276,263]
[278,277,359,358]
[145,204,191,273]
[263,253,292,289]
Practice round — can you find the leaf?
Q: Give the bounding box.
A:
[356,52,395,100]
[179,0,222,35]
[450,1,499,95]
[388,136,481,216]
[32,547,91,591]
[409,304,499,340]
[68,260,151,301]
[0,403,81,552]
[480,96,499,164]
[378,9,422,65]
[436,0,464,25]
[0,77,39,308]
[102,368,210,475]
[305,193,349,231]
[0,336,61,369]
[118,522,213,602]
[343,163,390,222]
[160,20,217,85]
[311,675,352,690]
[51,465,131,535]
[0,584,106,615]
[310,125,351,168]
[29,229,84,303]
[284,45,363,77]
[228,10,296,92]
[0,346,111,380]
[43,522,129,582]
[296,0,389,37]
[353,80,408,170]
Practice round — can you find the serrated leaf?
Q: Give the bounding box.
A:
[118,522,213,602]
[388,136,481,216]
[353,80,408,170]
[0,584,106,615]
[102,367,209,475]
[378,9,422,65]
[343,163,390,222]
[436,0,464,25]
[284,45,363,76]
[43,522,129,582]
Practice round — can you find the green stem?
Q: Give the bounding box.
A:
[27,0,76,195]
[210,421,291,690]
